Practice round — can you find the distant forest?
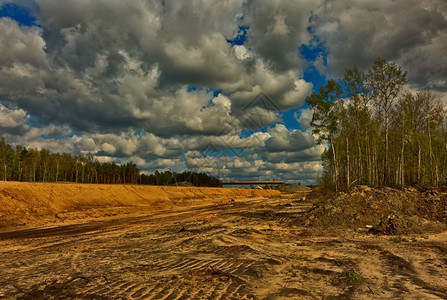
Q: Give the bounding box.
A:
[307,58,446,191]
[0,137,220,187]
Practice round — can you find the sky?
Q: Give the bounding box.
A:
[0,0,446,185]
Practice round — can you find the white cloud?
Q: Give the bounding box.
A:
[0,18,47,68]
[101,143,116,155]
[310,0,447,90]
[0,0,444,184]
[265,124,315,152]
[233,45,251,60]
[295,108,313,131]
[0,104,28,129]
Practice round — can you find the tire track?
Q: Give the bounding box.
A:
[2,192,446,299]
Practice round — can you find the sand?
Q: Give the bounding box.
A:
[0,181,279,230]
[0,182,446,299]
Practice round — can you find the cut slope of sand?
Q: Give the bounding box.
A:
[0,182,280,230]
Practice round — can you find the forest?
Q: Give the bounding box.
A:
[307,58,446,191]
[0,137,220,187]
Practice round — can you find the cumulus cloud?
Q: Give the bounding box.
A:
[295,108,313,131]
[0,18,46,68]
[242,0,323,72]
[101,143,116,155]
[0,0,444,184]
[265,124,315,152]
[0,104,28,130]
[309,0,447,90]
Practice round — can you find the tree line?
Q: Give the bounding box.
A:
[0,137,220,186]
[306,58,446,191]
[140,170,221,187]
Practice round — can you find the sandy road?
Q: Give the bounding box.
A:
[0,193,446,299]
[0,195,303,240]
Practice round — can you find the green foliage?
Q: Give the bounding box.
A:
[347,270,363,282]
[306,79,343,143]
[388,236,408,243]
[307,58,446,190]
[0,138,220,187]
[140,170,221,187]
[368,58,408,109]
[306,80,344,191]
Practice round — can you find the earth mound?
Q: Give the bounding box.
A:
[0,182,280,230]
[297,186,447,235]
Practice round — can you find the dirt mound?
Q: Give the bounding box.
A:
[298,186,447,235]
[0,182,280,230]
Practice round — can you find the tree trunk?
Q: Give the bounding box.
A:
[75,162,78,183]
[18,162,22,182]
[346,134,350,188]
[428,120,435,185]
[417,137,422,184]
[357,138,362,185]
[384,111,389,186]
[43,163,47,182]
[331,136,338,192]
[400,138,405,187]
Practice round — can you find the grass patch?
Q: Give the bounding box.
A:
[81,248,93,253]
[388,236,408,243]
[347,270,363,282]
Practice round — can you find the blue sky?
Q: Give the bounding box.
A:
[0,0,445,184]
[0,2,324,130]
[0,2,37,26]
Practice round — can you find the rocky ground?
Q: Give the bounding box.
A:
[0,185,446,299]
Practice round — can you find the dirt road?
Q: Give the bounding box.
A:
[0,193,446,299]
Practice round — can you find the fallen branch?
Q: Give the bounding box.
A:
[12,284,27,294]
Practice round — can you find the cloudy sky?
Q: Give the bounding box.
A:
[0,0,446,184]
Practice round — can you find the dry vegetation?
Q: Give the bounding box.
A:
[0,182,446,299]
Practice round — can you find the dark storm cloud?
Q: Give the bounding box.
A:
[242,0,318,72]
[1,0,445,183]
[310,0,447,90]
[1,0,312,138]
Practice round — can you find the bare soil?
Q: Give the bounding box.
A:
[0,182,446,299]
[0,182,279,231]
[298,185,447,235]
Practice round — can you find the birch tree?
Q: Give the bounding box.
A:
[367,58,407,185]
[306,79,343,191]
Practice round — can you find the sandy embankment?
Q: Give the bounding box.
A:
[0,182,280,230]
